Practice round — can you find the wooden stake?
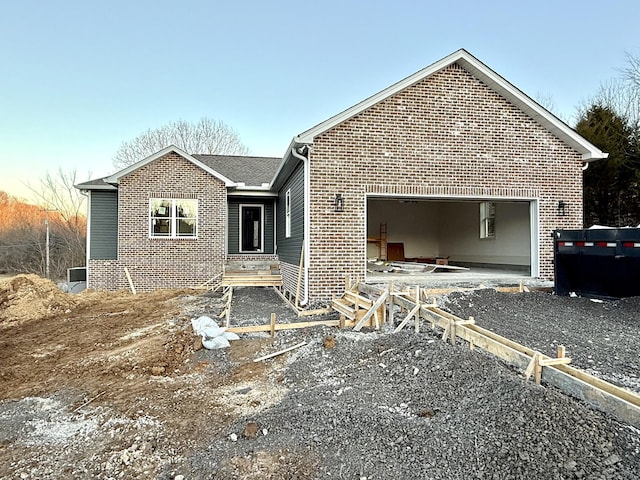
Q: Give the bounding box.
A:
[388,281,395,327]
[295,241,305,308]
[414,285,420,333]
[557,345,566,358]
[441,322,451,342]
[253,341,307,362]
[73,391,106,412]
[225,286,233,327]
[450,318,456,345]
[535,356,543,385]
[270,313,276,338]
[124,267,136,295]
[524,352,540,382]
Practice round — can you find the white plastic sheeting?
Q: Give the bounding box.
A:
[191,316,240,349]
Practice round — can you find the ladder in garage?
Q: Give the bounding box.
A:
[379,222,387,261]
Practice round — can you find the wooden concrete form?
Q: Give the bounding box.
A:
[357,282,640,429]
[226,318,351,334]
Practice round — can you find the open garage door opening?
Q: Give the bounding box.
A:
[366,197,537,283]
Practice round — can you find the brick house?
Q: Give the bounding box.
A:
[77,49,607,303]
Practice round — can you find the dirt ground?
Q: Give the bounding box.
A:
[0,275,639,479]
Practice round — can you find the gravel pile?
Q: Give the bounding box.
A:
[175,287,640,479]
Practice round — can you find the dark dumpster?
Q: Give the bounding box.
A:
[554,228,640,298]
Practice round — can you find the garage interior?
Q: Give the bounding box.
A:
[366,197,535,283]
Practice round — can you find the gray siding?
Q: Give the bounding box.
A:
[277,161,305,264]
[89,190,118,260]
[227,198,275,254]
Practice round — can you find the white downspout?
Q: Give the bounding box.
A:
[291,145,310,306]
[83,190,91,288]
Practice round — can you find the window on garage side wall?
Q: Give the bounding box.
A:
[480,201,496,239]
[150,198,198,238]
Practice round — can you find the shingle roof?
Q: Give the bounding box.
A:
[76,151,284,191]
[74,177,117,190]
[193,154,282,186]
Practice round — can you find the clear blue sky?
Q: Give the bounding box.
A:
[1,0,638,201]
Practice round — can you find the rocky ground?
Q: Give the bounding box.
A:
[0,275,639,479]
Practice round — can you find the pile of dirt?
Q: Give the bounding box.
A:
[0,274,78,325]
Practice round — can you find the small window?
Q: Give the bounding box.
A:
[285,189,291,238]
[480,201,496,239]
[150,198,197,238]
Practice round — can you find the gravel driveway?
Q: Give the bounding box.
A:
[179,287,640,479]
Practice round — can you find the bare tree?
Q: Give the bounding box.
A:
[25,169,87,277]
[622,51,640,91]
[27,168,86,223]
[577,51,640,132]
[112,117,249,169]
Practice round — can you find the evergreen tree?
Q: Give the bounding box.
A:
[576,104,640,226]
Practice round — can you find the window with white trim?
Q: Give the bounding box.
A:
[150,198,198,238]
[480,201,496,239]
[285,189,291,238]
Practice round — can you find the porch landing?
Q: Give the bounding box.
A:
[221,260,283,287]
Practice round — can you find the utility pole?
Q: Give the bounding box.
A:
[45,215,50,279]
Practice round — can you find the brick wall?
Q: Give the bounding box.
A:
[306,64,583,301]
[90,152,227,291]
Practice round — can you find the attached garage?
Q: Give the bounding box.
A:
[366,196,538,278]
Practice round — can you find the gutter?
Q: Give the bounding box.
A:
[291,144,311,306]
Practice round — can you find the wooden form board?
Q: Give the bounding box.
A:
[357,282,640,428]
[226,319,350,334]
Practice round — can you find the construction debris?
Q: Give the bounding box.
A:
[253,341,307,362]
[191,315,240,349]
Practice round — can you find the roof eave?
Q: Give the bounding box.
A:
[74,180,118,191]
[268,138,302,190]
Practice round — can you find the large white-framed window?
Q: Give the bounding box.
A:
[149,198,198,238]
[239,204,264,252]
[480,201,496,239]
[285,189,291,238]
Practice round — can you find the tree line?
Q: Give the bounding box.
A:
[0,170,86,280]
[577,52,640,227]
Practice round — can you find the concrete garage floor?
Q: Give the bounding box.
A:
[366,265,553,290]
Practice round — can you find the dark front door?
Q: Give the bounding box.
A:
[241,205,263,252]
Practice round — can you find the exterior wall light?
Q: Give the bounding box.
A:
[334,194,344,212]
[557,200,567,217]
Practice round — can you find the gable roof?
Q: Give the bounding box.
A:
[193,154,281,187]
[76,146,282,191]
[292,48,607,162]
[104,145,236,186]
